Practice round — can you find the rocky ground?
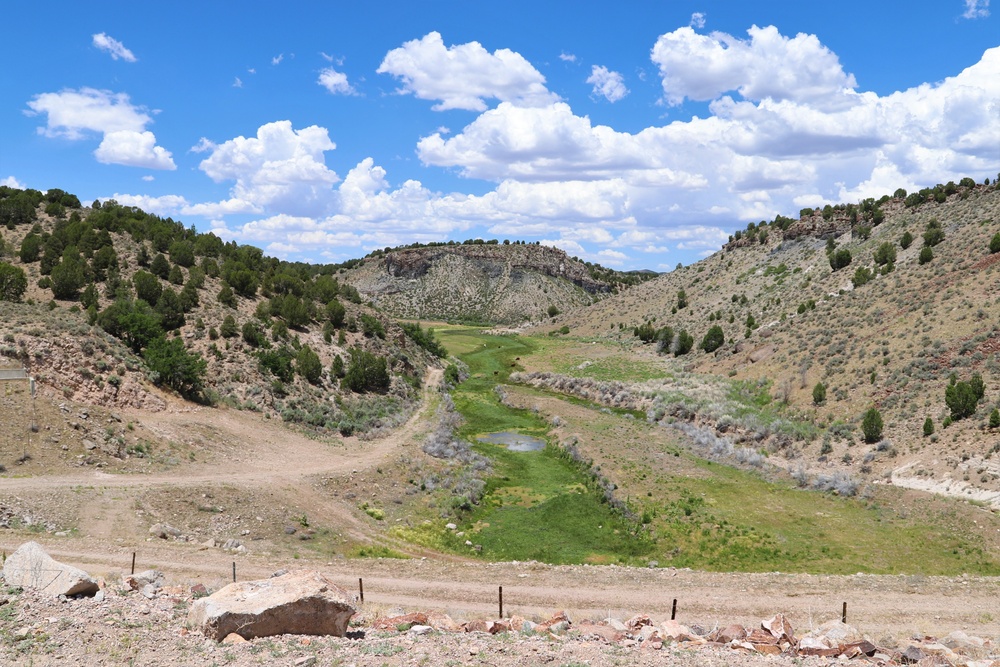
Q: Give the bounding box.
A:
[2,579,997,667]
[3,542,1000,667]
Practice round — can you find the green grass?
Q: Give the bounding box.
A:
[432,326,1000,575]
[531,336,671,382]
[351,545,409,559]
[468,442,652,564]
[434,327,650,564]
[436,327,546,438]
[644,457,1000,575]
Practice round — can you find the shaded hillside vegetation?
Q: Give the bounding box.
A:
[347,241,653,325]
[0,188,443,441]
[548,178,1000,504]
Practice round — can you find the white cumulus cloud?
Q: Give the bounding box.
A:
[651,25,857,106]
[195,120,340,218]
[25,88,175,170]
[109,193,189,216]
[95,130,176,170]
[587,66,629,102]
[377,31,558,111]
[92,33,136,62]
[690,12,706,28]
[318,67,356,95]
[1,176,26,189]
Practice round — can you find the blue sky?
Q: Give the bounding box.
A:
[2,1,997,270]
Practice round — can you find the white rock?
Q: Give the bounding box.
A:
[188,570,355,641]
[2,542,99,597]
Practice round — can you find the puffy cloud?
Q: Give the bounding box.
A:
[182,198,261,217]
[25,88,175,169]
[587,66,629,102]
[559,52,577,63]
[95,130,176,170]
[196,120,340,217]
[1,176,26,189]
[690,12,706,28]
[109,193,189,216]
[963,0,990,18]
[172,41,1000,269]
[92,33,136,62]
[272,54,284,65]
[318,67,356,95]
[233,77,243,88]
[419,103,655,181]
[26,88,150,139]
[416,34,997,240]
[377,31,558,111]
[650,25,856,106]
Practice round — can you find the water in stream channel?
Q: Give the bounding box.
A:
[477,431,546,452]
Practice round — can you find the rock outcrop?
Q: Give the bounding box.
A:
[347,243,620,324]
[187,570,355,641]
[1,541,99,596]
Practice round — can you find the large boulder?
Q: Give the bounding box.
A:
[2,541,99,596]
[187,570,355,641]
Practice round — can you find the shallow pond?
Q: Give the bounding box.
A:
[477,431,546,452]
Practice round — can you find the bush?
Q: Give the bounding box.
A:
[217,284,237,308]
[19,233,41,263]
[547,305,559,318]
[400,321,446,357]
[242,321,265,347]
[923,219,944,247]
[168,265,184,285]
[700,325,724,353]
[812,382,826,405]
[133,270,162,306]
[918,246,933,265]
[359,313,385,339]
[900,231,913,249]
[50,256,86,300]
[672,329,694,356]
[143,336,207,397]
[873,242,896,266]
[851,266,873,288]
[923,417,934,437]
[325,299,346,327]
[990,409,1000,429]
[168,240,195,268]
[829,248,852,271]
[0,263,27,302]
[343,349,390,393]
[861,407,883,443]
[990,233,1000,254]
[150,253,171,279]
[258,346,294,382]
[97,298,163,353]
[155,288,185,331]
[634,321,657,343]
[296,345,323,384]
[220,314,238,338]
[945,379,980,420]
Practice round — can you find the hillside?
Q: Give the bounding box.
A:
[0,189,444,470]
[346,241,650,324]
[546,180,1000,506]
